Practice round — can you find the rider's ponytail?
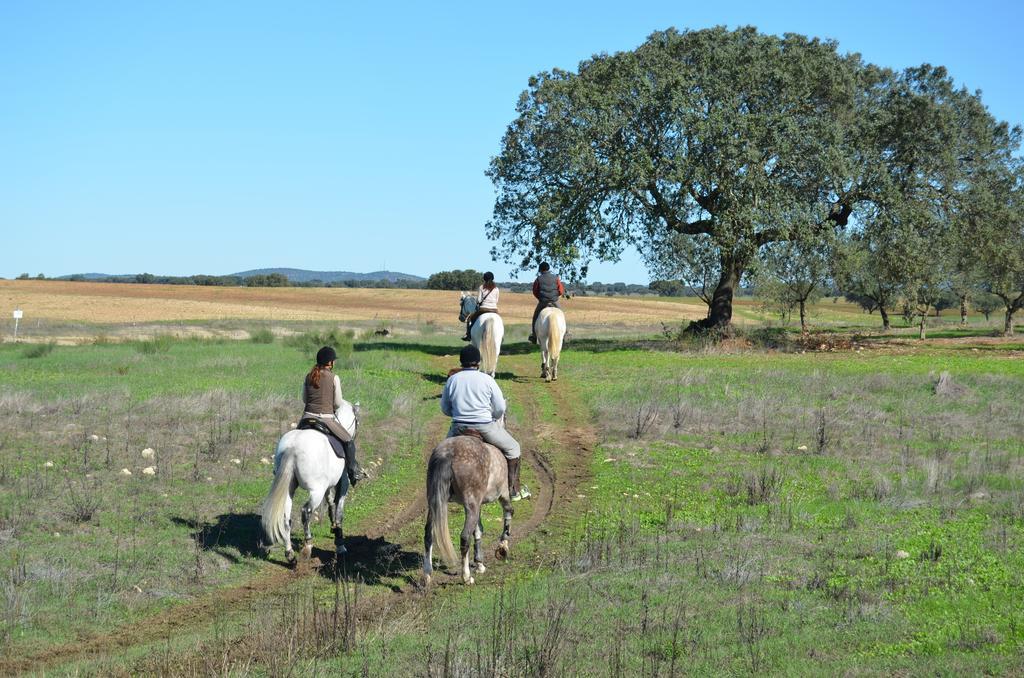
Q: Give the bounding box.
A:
[309,364,323,389]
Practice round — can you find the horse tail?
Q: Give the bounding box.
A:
[479,317,498,375]
[546,310,564,360]
[427,450,458,567]
[261,446,295,547]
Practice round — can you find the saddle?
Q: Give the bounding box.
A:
[456,427,485,441]
[298,418,346,459]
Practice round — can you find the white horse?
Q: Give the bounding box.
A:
[460,293,504,377]
[535,306,566,382]
[260,429,350,562]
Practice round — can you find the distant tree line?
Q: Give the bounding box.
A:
[41,273,426,288]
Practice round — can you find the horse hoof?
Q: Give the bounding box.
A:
[495,542,509,561]
[464,576,475,585]
[335,543,347,556]
[475,562,487,574]
[286,550,297,565]
[301,544,312,560]
[423,573,432,588]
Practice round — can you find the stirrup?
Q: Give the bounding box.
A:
[510,485,532,502]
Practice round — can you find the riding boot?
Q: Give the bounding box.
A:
[343,439,369,486]
[461,320,472,341]
[507,457,531,501]
[507,457,520,497]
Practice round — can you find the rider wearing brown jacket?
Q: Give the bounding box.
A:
[302,346,369,486]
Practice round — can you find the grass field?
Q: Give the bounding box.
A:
[1,283,1023,675]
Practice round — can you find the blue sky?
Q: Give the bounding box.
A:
[1,1,1021,283]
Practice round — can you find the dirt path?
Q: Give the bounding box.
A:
[0,348,597,674]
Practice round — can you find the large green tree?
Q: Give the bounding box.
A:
[487,27,1015,330]
[488,27,876,328]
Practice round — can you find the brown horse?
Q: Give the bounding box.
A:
[423,435,513,585]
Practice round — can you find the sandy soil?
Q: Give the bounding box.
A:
[0,280,706,326]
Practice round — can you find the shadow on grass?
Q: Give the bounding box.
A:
[311,535,423,590]
[358,337,658,358]
[175,513,265,562]
[419,369,533,388]
[176,514,423,590]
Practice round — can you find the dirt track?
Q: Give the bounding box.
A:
[0,351,596,673]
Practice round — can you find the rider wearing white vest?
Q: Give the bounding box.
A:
[441,345,531,501]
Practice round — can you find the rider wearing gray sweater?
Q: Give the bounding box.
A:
[441,345,530,501]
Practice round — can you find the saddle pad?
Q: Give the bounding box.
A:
[297,418,346,458]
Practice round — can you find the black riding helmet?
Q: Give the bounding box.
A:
[459,344,481,367]
[483,271,494,282]
[316,346,337,366]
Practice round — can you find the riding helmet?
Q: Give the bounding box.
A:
[316,346,337,365]
[459,344,482,367]
[539,262,550,272]
[483,271,494,282]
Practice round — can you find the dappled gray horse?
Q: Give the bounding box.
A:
[423,434,513,585]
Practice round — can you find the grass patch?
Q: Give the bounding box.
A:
[21,342,55,359]
[247,328,275,344]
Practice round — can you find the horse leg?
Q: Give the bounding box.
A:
[326,484,336,525]
[423,516,434,586]
[284,478,297,562]
[461,502,481,584]
[331,479,348,556]
[540,359,548,380]
[473,516,486,573]
[551,354,559,381]
[495,495,513,561]
[300,486,328,560]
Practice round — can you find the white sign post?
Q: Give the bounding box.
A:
[12,309,22,340]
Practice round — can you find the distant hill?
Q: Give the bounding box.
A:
[230,268,424,283]
[57,269,425,283]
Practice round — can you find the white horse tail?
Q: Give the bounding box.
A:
[479,317,498,376]
[427,451,458,567]
[546,310,564,362]
[261,449,295,547]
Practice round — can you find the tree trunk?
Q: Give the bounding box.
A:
[1005,308,1016,337]
[919,313,927,340]
[879,306,891,331]
[693,255,743,330]
[959,296,968,327]
[799,299,807,333]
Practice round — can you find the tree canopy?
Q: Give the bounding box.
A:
[487,26,1020,330]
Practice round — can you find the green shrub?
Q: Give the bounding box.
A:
[249,328,275,344]
[745,326,792,350]
[285,329,354,364]
[133,335,174,354]
[22,342,56,359]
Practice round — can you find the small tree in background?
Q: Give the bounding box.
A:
[752,239,831,332]
[973,292,1003,323]
[425,269,484,291]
